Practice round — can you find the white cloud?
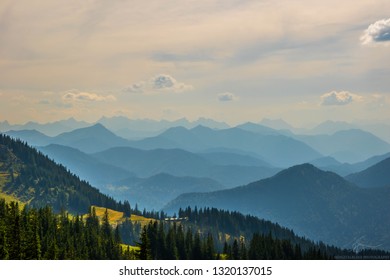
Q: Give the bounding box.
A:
[218,92,238,102]
[62,91,116,102]
[321,91,362,106]
[125,74,193,94]
[361,18,390,45]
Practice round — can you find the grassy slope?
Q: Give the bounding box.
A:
[87,206,156,227]
[0,171,24,206]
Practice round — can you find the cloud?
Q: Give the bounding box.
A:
[125,74,193,94]
[320,91,362,106]
[361,18,390,45]
[62,91,116,102]
[218,92,238,102]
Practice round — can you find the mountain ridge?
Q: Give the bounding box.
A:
[164,163,390,250]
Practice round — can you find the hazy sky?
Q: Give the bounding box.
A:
[1,0,389,126]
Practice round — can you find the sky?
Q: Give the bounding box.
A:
[0,0,389,126]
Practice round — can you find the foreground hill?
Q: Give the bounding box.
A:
[164,164,390,250]
[0,134,128,213]
[345,157,390,188]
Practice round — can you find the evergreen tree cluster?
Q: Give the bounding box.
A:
[135,220,330,260]
[0,199,123,260]
[0,134,131,214]
[135,221,217,260]
[178,207,335,254]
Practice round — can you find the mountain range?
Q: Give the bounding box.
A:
[0,118,90,137]
[37,144,133,187]
[91,146,280,188]
[296,129,390,163]
[3,117,390,253]
[164,164,390,250]
[128,125,323,167]
[6,124,131,153]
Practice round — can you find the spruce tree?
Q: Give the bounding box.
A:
[137,226,151,260]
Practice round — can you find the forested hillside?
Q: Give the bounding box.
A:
[0,134,130,214]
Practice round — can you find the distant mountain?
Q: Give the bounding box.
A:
[345,157,390,188]
[38,144,133,187]
[52,123,131,153]
[5,129,53,146]
[316,152,390,176]
[1,118,90,136]
[259,118,294,130]
[108,173,224,210]
[308,120,357,135]
[199,151,272,167]
[0,120,12,132]
[5,123,133,154]
[309,156,342,168]
[0,133,127,214]
[129,126,322,167]
[297,129,390,163]
[359,123,390,143]
[92,147,280,187]
[236,122,281,135]
[164,164,390,250]
[97,116,229,139]
[92,147,212,178]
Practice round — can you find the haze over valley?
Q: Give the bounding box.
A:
[1,0,390,259]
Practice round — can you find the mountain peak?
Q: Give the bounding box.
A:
[90,123,107,129]
[278,163,321,176]
[259,118,293,130]
[191,124,215,132]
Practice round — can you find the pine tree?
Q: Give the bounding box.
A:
[204,233,215,260]
[137,226,151,260]
[176,224,186,260]
[6,201,21,259]
[165,226,178,260]
[192,232,202,260]
[156,221,166,259]
[0,224,8,259]
[232,239,240,260]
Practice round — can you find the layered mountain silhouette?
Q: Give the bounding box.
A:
[345,157,390,188]
[38,144,133,187]
[92,147,280,187]
[6,124,132,153]
[313,152,390,176]
[2,117,390,254]
[297,129,390,163]
[164,164,390,250]
[0,118,89,137]
[129,125,322,167]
